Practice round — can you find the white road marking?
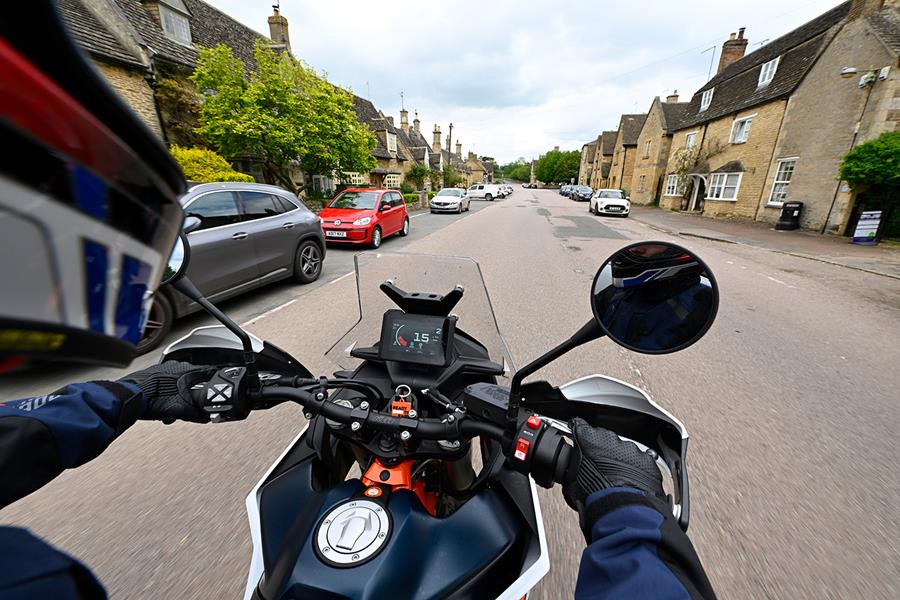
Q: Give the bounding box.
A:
[328,271,354,285]
[410,212,429,219]
[767,276,787,285]
[241,299,297,327]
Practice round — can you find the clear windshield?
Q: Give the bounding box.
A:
[328,191,379,210]
[325,252,515,381]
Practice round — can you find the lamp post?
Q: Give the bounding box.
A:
[446,122,453,186]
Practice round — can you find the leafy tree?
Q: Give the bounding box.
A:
[191,41,375,194]
[405,164,430,190]
[429,168,443,190]
[498,158,531,182]
[154,65,203,148]
[170,145,254,182]
[840,132,900,191]
[534,149,580,184]
[443,165,464,188]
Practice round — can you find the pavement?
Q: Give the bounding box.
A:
[1,190,898,599]
[631,205,900,280]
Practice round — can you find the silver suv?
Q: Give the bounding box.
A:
[139,182,325,353]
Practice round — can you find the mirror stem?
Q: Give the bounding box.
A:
[506,319,604,430]
[171,277,258,372]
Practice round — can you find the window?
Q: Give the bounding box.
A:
[642,140,651,159]
[387,133,398,153]
[384,173,401,189]
[758,57,779,87]
[700,88,714,112]
[638,175,646,192]
[240,191,286,220]
[685,132,697,149]
[343,172,366,186]
[768,158,797,205]
[391,192,405,207]
[707,173,742,201]
[730,115,754,144]
[665,174,680,196]
[185,192,240,230]
[159,5,191,45]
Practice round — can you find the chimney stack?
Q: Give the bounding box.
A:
[432,125,441,153]
[400,109,409,134]
[666,90,679,103]
[553,146,560,152]
[456,141,462,159]
[717,28,748,74]
[413,111,420,134]
[268,7,291,54]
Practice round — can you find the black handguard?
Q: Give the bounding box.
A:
[563,417,666,538]
[122,361,217,423]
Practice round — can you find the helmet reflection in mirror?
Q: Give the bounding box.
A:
[162,233,190,286]
[591,242,718,354]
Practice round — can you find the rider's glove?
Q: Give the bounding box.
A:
[121,361,217,423]
[563,417,666,540]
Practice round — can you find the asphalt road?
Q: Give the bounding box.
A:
[2,189,898,599]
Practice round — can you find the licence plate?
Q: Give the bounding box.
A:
[326,230,347,238]
[607,206,622,211]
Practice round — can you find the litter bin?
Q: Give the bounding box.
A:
[775,201,803,230]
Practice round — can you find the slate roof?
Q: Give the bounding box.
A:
[58,0,145,69]
[619,114,647,146]
[352,95,410,162]
[429,152,442,170]
[680,1,851,128]
[660,102,691,133]
[868,5,900,56]
[600,163,611,178]
[582,141,597,162]
[599,131,618,155]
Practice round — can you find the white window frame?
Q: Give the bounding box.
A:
[700,88,714,112]
[638,175,646,192]
[706,172,742,201]
[665,174,680,196]
[159,4,192,45]
[758,57,779,87]
[386,133,398,153]
[767,157,798,206]
[730,114,755,144]
[342,171,366,186]
[642,140,651,159]
[384,173,401,189]
[685,132,698,149]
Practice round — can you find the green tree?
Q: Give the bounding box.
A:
[429,168,443,190]
[191,41,376,194]
[840,132,900,191]
[170,145,254,182]
[534,149,580,184]
[405,164,430,190]
[443,165,464,188]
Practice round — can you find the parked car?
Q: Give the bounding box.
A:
[559,185,571,196]
[466,183,504,201]
[319,188,410,249]
[139,182,325,354]
[502,184,514,196]
[430,188,470,213]
[572,185,593,202]
[590,188,631,217]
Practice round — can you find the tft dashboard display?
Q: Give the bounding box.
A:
[379,310,454,366]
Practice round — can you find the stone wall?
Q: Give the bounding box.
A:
[96,62,163,138]
[630,102,673,206]
[609,146,636,193]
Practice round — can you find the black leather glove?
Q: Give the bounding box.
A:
[563,417,665,538]
[121,361,217,423]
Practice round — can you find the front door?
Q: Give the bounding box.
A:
[690,177,706,212]
[183,191,260,297]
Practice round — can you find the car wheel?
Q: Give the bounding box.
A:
[136,291,173,355]
[400,217,410,236]
[370,226,382,249]
[293,239,322,283]
[485,194,493,201]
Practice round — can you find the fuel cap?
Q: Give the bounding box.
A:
[314,499,391,567]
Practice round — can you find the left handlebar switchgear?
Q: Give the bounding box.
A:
[194,366,256,422]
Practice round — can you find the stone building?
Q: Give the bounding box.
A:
[589,131,617,189]
[608,114,647,192]
[578,141,597,185]
[629,93,690,206]
[756,0,900,233]
[659,2,852,220]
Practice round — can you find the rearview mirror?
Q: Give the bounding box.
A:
[590,241,718,354]
[162,233,190,286]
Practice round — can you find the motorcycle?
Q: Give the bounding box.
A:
[159,238,719,600]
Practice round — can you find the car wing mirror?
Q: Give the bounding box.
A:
[183,215,202,234]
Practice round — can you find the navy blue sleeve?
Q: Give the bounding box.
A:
[575,487,716,600]
[0,382,144,508]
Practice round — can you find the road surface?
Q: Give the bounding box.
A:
[1,189,898,599]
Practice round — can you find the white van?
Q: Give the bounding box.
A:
[466,184,503,201]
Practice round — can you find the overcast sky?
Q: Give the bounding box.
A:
[206,0,845,163]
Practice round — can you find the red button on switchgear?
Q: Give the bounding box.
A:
[514,438,530,461]
[526,416,541,430]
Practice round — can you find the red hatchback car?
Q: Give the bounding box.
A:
[319,188,410,248]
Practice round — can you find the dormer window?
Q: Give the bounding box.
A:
[700,88,714,112]
[159,0,192,45]
[387,133,398,153]
[758,57,779,87]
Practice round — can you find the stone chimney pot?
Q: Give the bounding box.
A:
[717,28,748,75]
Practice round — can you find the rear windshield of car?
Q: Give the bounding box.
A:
[328,191,379,209]
[598,190,624,199]
[577,187,592,193]
[436,189,463,197]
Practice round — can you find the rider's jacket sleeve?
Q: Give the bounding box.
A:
[0,381,144,508]
[575,487,717,600]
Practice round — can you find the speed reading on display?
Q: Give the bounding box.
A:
[379,310,453,366]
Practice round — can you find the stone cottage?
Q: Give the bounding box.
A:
[629,93,690,206]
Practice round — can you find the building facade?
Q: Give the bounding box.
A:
[578,141,597,185]
[629,94,689,206]
[589,131,617,189]
[609,114,647,192]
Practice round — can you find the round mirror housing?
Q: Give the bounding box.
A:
[161,232,190,286]
[591,241,718,354]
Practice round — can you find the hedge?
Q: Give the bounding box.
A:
[403,193,419,204]
[427,191,437,199]
[170,146,254,183]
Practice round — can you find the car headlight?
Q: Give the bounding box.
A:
[353,217,372,226]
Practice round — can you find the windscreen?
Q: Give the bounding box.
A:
[325,252,515,381]
[328,191,379,209]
